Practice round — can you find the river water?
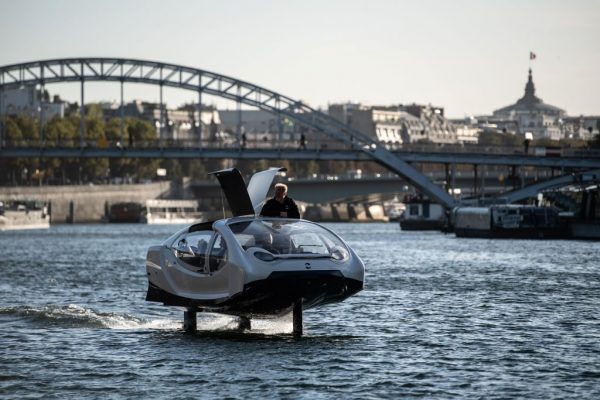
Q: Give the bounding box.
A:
[1,223,599,399]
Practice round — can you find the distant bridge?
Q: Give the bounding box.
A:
[2,57,599,207]
[190,174,542,204]
[1,145,600,169]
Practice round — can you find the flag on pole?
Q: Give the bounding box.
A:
[530,51,536,60]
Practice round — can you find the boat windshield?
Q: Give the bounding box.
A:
[228,219,349,260]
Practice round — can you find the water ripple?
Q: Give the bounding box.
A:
[1,223,600,399]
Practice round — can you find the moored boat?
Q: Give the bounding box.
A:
[399,198,446,231]
[0,200,50,231]
[108,202,144,223]
[143,199,204,224]
[453,205,567,239]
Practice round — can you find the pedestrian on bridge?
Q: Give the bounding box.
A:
[299,133,307,150]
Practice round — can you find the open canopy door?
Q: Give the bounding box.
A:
[247,167,287,214]
[209,167,286,217]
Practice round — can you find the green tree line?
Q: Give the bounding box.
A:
[0,112,381,186]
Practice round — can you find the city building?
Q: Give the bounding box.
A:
[492,69,566,140]
[0,85,65,123]
[105,100,225,143]
[329,104,405,145]
[562,116,600,140]
[219,110,296,141]
[219,109,325,148]
[403,104,458,144]
[450,117,481,144]
[329,103,463,145]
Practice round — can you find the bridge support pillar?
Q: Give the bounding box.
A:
[79,70,85,148]
[473,164,478,198]
[481,164,486,199]
[444,163,450,192]
[159,83,164,146]
[277,99,282,150]
[120,79,125,146]
[197,87,202,148]
[237,85,242,149]
[451,164,456,197]
[39,81,45,145]
[0,82,3,149]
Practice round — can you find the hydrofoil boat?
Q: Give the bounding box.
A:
[145,167,365,336]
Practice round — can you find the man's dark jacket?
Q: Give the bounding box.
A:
[260,197,300,218]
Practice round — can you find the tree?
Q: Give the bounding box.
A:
[14,114,39,145]
[4,117,23,145]
[127,118,157,147]
[78,115,108,182]
[85,103,104,120]
[44,116,77,183]
[2,115,42,184]
[478,131,523,147]
[105,118,122,144]
[126,119,160,180]
[45,116,77,146]
[559,137,588,148]
[182,159,208,180]
[0,119,25,184]
[85,116,105,142]
[532,137,559,147]
[105,118,132,179]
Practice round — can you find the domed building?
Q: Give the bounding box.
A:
[493,69,566,140]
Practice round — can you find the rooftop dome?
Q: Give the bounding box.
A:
[494,69,565,116]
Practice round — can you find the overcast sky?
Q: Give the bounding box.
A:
[1,0,598,117]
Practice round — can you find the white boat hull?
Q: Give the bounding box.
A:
[0,210,50,231]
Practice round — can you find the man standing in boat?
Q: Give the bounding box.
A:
[260,183,300,218]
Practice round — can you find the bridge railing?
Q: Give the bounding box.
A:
[2,138,599,158]
[0,138,351,151]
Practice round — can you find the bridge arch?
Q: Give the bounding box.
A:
[0,58,457,207]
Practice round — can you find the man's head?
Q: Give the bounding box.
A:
[274,183,288,202]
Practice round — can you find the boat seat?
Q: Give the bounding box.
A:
[209,246,227,273]
[272,234,291,254]
[194,239,208,255]
[244,237,256,249]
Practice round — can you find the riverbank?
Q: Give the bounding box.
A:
[0,182,174,223]
[0,183,389,223]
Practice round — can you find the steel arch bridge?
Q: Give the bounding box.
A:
[0,57,459,207]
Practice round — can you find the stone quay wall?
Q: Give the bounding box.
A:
[0,183,389,224]
[0,182,173,223]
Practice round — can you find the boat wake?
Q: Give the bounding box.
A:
[0,304,293,334]
[152,312,293,335]
[0,304,179,330]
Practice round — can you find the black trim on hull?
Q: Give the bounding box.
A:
[400,219,445,231]
[146,270,363,316]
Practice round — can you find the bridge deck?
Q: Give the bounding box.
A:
[1,146,599,169]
